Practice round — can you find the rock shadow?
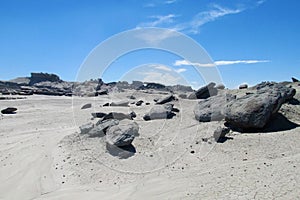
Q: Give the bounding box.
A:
[106,143,136,159]
[225,113,299,133]
[216,136,234,143]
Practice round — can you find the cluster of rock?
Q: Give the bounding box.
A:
[193,81,296,131]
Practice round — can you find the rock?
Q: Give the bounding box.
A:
[239,84,248,89]
[143,105,175,120]
[216,84,225,90]
[292,77,299,82]
[88,119,119,137]
[79,122,94,134]
[81,103,92,109]
[213,126,230,142]
[106,122,139,146]
[139,82,166,90]
[102,112,136,121]
[188,82,218,99]
[156,95,176,104]
[1,107,17,114]
[110,100,129,107]
[103,103,110,107]
[224,82,296,130]
[146,103,150,105]
[97,89,108,95]
[127,95,136,100]
[91,112,107,118]
[136,100,144,106]
[194,94,236,122]
[29,72,61,85]
[178,93,187,99]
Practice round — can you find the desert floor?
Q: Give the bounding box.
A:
[1,90,300,200]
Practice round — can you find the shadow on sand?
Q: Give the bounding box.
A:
[106,143,136,159]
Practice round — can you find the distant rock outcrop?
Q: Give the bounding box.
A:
[29,72,62,86]
[292,77,299,82]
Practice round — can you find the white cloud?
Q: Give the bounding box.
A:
[138,14,177,27]
[214,60,270,66]
[153,65,172,71]
[164,0,177,4]
[174,59,270,67]
[185,4,243,34]
[174,60,215,67]
[135,29,179,45]
[175,68,187,73]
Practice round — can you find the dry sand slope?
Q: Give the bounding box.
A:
[1,87,300,200]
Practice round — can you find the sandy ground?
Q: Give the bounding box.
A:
[1,89,300,200]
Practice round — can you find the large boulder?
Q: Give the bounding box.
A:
[239,84,248,89]
[292,77,299,82]
[188,82,218,99]
[224,82,296,130]
[79,119,119,137]
[194,94,236,122]
[143,104,176,120]
[106,122,139,146]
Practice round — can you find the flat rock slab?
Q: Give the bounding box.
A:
[1,107,17,114]
[106,122,139,146]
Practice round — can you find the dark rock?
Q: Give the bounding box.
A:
[292,77,299,82]
[106,122,139,146]
[1,107,17,114]
[103,103,110,107]
[102,112,136,121]
[136,100,144,106]
[91,112,107,118]
[139,82,166,90]
[146,103,150,105]
[239,84,248,89]
[29,73,61,85]
[156,95,176,105]
[81,103,92,109]
[178,93,187,99]
[188,82,218,99]
[127,95,136,100]
[224,82,296,130]
[194,94,236,122]
[88,119,119,137]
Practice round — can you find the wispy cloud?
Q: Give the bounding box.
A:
[164,0,177,4]
[135,28,179,45]
[174,59,270,67]
[180,4,243,34]
[137,14,177,27]
[215,60,270,66]
[175,68,187,73]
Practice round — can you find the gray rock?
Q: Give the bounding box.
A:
[188,82,218,99]
[81,103,92,109]
[106,122,139,146]
[156,95,176,104]
[194,94,236,122]
[143,105,175,120]
[178,93,187,99]
[1,107,17,114]
[91,112,107,118]
[239,84,248,89]
[87,119,119,137]
[102,112,136,121]
[110,100,129,107]
[79,122,94,134]
[224,82,296,130]
[216,84,225,90]
[213,126,230,142]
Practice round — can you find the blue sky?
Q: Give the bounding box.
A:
[0,0,299,88]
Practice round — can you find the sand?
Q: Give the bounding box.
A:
[1,89,300,199]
